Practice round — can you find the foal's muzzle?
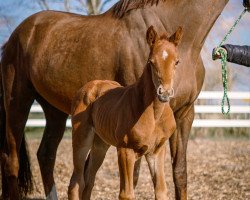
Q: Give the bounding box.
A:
[157,86,174,103]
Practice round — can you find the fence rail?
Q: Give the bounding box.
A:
[27,91,250,128]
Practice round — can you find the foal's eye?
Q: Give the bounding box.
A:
[175,60,180,66]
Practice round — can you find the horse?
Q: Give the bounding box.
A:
[0,0,229,199]
[68,26,182,200]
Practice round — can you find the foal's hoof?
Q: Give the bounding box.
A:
[119,194,135,200]
[155,193,169,200]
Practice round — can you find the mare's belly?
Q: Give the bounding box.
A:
[30,63,115,114]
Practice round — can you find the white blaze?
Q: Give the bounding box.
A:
[162,50,168,60]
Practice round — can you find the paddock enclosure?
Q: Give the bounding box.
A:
[6,91,248,199]
[0,138,248,200]
[26,91,250,128]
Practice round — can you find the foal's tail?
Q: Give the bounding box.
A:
[0,43,33,197]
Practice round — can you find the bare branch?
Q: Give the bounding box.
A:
[99,0,113,13]
[64,0,71,12]
[77,0,87,9]
[86,0,102,15]
[37,0,50,10]
[1,15,12,34]
[75,0,109,15]
[87,0,95,15]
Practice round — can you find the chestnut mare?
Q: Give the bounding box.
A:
[68,26,182,200]
[0,0,228,199]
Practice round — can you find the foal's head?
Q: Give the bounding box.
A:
[146,26,183,102]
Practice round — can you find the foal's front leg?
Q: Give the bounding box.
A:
[117,147,136,200]
[146,143,168,200]
[68,119,95,200]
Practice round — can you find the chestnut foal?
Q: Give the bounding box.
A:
[68,26,183,200]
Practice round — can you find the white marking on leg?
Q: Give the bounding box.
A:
[162,50,168,60]
[46,184,58,200]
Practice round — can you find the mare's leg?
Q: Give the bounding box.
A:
[117,147,136,200]
[133,157,141,188]
[170,104,194,200]
[36,97,68,200]
[68,111,95,200]
[0,70,8,199]
[1,63,35,199]
[146,144,168,200]
[82,135,110,199]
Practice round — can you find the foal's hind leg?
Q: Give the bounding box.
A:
[68,111,95,200]
[82,135,110,199]
[146,144,168,200]
[36,97,68,200]
[1,64,35,199]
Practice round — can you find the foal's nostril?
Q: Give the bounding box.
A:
[167,88,174,97]
[157,86,164,95]
[159,87,163,94]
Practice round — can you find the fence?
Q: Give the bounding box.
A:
[26,91,250,128]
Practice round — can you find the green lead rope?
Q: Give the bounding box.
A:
[212,8,247,115]
[214,47,230,115]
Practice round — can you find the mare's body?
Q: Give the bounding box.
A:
[0,0,228,199]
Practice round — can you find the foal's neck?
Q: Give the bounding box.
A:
[135,64,166,119]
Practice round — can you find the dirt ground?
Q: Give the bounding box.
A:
[4,138,250,200]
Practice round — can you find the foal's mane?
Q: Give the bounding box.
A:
[113,0,166,18]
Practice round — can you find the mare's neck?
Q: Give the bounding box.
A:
[135,64,166,119]
[156,1,227,55]
[117,0,228,68]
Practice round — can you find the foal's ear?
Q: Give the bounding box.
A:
[146,26,158,47]
[169,26,183,46]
